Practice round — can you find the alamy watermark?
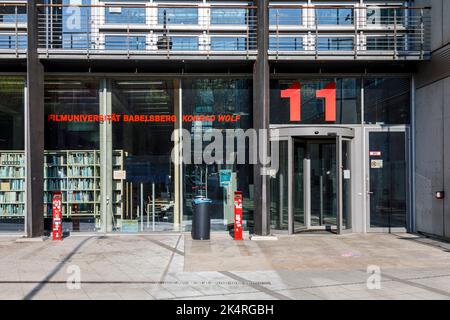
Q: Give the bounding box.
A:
[171,128,280,176]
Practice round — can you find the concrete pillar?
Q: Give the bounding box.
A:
[100,79,113,232]
[253,0,271,236]
[25,1,44,237]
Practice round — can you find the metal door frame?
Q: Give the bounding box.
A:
[364,126,411,233]
[271,126,354,235]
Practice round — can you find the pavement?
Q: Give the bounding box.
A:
[0,232,449,300]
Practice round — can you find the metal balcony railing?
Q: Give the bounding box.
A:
[36,3,258,60]
[269,5,431,60]
[0,3,27,58]
[0,3,431,61]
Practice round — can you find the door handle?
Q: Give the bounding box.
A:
[367,191,374,195]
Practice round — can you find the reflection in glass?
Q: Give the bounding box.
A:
[0,77,25,232]
[105,36,146,51]
[105,6,146,24]
[364,78,411,125]
[316,8,354,25]
[309,142,337,227]
[269,37,303,51]
[269,8,302,25]
[158,8,198,25]
[112,80,176,232]
[342,140,351,229]
[210,37,247,51]
[369,132,407,228]
[317,37,354,51]
[270,141,288,230]
[44,79,100,232]
[293,140,306,229]
[182,79,253,232]
[211,8,247,25]
[270,78,361,125]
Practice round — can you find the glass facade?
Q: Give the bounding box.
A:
[271,77,410,125]
[369,132,407,228]
[210,37,247,51]
[317,37,354,51]
[182,79,253,232]
[269,37,303,51]
[158,8,198,25]
[112,80,176,232]
[316,8,354,25]
[364,78,411,125]
[44,79,99,232]
[211,8,247,25]
[0,75,412,234]
[269,8,302,25]
[105,36,146,51]
[0,5,26,23]
[271,78,361,125]
[0,77,24,233]
[105,6,146,24]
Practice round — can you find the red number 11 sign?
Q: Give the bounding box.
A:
[281,81,337,122]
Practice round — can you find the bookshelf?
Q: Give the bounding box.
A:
[0,152,25,217]
[0,150,124,219]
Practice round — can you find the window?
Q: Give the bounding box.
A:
[170,37,198,51]
[112,80,177,232]
[63,34,88,49]
[0,35,26,49]
[182,79,253,232]
[44,79,100,232]
[211,8,247,25]
[270,78,361,125]
[367,7,405,25]
[105,6,146,24]
[316,8,354,25]
[0,6,27,24]
[158,8,198,25]
[0,77,25,233]
[366,36,406,51]
[317,37,354,51]
[269,8,302,25]
[105,36,146,50]
[211,37,247,51]
[364,78,411,124]
[269,37,303,51]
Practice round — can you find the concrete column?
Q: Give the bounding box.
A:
[100,79,113,232]
[25,1,44,237]
[253,0,271,236]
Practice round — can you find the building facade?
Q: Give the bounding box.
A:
[0,0,444,239]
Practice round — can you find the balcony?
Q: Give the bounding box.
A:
[36,3,258,61]
[0,3,431,62]
[268,5,431,61]
[0,2,27,58]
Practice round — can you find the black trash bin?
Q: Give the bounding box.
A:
[191,197,212,240]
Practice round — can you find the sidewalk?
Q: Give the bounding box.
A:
[0,232,449,300]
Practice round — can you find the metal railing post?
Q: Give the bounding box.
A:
[246,8,249,59]
[394,9,398,59]
[315,8,318,59]
[354,6,358,59]
[87,8,91,59]
[15,6,18,57]
[420,8,424,59]
[276,10,279,59]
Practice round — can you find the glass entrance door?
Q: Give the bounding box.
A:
[366,128,409,231]
[291,137,351,233]
[309,141,337,227]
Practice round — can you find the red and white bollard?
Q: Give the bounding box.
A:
[234,191,243,241]
[52,192,62,240]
